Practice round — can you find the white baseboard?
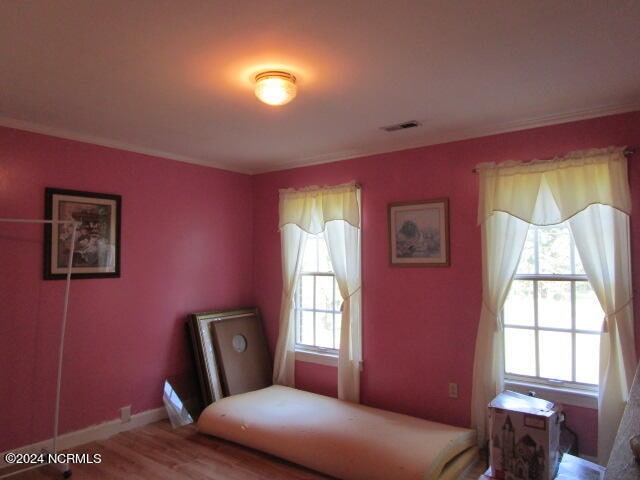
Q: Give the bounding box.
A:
[0,407,168,468]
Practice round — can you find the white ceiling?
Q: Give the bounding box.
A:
[1,1,639,174]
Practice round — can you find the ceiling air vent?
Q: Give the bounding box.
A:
[381,120,421,132]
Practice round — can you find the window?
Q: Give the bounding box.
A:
[294,233,342,355]
[503,223,602,392]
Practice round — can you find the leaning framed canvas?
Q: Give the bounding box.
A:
[44,187,121,279]
[188,308,271,407]
[388,198,450,267]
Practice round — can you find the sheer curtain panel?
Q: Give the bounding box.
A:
[568,205,635,462]
[274,182,362,402]
[272,224,307,387]
[324,204,362,402]
[470,211,529,443]
[471,147,634,463]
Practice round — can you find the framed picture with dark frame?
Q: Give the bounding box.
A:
[388,198,450,267]
[44,187,121,280]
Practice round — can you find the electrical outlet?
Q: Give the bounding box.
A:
[448,383,458,398]
[120,405,131,423]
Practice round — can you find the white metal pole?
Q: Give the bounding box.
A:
[52,222,77,452]
[0,218,79,479]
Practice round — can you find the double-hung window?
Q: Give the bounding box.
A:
[275,181,361,401]
[294,233,342,357]
[473,148,633,460]
[503,222,602,400]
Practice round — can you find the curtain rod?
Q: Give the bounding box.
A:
[471,147,635,174]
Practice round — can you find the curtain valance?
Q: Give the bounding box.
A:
[274,181,362,403]
[471,145,635,462]
[279,181,360,234]
[476,147,631,225]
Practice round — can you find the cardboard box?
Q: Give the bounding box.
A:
[483,454,605,480]
[488,390,562,480]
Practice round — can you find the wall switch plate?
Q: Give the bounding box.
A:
[120,405,131,423]
[448,383,458,398]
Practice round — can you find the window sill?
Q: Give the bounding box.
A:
[504,380,598,410]
[295,348,338,367]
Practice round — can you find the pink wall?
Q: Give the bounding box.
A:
[0,127,254,450]
[1,111,638,457]
[252,111,640,457]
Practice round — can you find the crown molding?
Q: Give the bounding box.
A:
[251,101,640,174]
[3,101,639,176]
[0,117,251,174]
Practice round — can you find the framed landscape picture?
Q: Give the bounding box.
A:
[388,198,450,267]
[44,187,121,279]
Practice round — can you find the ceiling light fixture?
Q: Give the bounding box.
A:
[254,70,297,106]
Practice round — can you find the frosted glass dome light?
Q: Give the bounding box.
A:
[254,71,297,106]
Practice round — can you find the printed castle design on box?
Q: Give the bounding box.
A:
[492,415,547,480]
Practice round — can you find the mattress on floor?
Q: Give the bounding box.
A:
[197,385,477,480]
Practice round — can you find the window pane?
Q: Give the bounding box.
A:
[516,227,536,274]
[299,311,315,346]
[576,333,599,384]
[316,236,332,272]
[504,281,534,327]
[301,236,318,272]
[315,312,334,348]
[295,233,341,351]
[503,221,601,389]
[332,278,342,311]
[504,328,536,376]
[574,246,586,275]
[334,313,342,349]
[538,281,571,329]
[576,282,603,332]
[539,331,572,381]
[539,226,571,274]
[316,275,334,311]
[300,275,315,309]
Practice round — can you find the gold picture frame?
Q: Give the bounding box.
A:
[187,308,271,406]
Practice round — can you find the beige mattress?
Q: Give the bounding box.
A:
[197,386,477,480]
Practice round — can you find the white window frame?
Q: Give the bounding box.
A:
[503,224,599,408]
[293,234,341,367]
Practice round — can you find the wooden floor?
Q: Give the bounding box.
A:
[2,420,487,480]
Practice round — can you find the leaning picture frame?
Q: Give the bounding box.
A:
[44,187,121,280]
[188,308,271,407]
[388,198,450,267]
